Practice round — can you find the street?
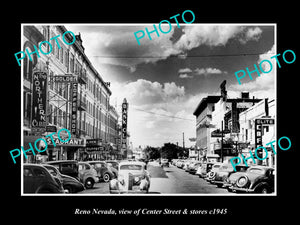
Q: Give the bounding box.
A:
[77,161,231,194]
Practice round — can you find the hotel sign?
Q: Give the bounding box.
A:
[31,71,48,131]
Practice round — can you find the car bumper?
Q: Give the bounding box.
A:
[110,189,148,194]
[229,186,255,193]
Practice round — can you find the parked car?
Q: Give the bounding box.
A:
[43,164,85,193]
[186,161,201,173]
[106,160,119,178]
[23,164,64,194]
[160,158,169,167]
[205,163,222,182]
[176,159,185,168]
[78,162,99,189]
[188,162,202,174]
[44,160,79,180]
[227,165,275,193]
[196,162,215,178]
[109,161,150,194]
[87,161,114,183]
[213,164,248,188]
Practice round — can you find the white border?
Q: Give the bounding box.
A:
[21,23,277,196]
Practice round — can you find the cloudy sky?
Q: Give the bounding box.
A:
[66,24,275,148]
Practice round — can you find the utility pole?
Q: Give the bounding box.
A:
[182,132,185,149]
[221,121,224,163]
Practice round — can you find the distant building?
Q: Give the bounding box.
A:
[193,95,221,162]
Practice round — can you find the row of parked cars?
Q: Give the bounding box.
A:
[172,159,275,194]
[23,160,119,194]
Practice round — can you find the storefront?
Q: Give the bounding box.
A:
[46,136,85,161]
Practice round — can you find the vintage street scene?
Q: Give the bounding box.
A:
[22,24,276,195]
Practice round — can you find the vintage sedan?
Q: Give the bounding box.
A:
[87,161,115,183]
[109,161,150,194]
[196,162,215,178]
[205,163,222,182]
[78,162,99,189]
[215,164,248,188]
[43,164,85,193]
[228,165,275,193]
[186,161,201,174]
[23,164,64,194]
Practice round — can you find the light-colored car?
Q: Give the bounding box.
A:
[109,161,150,194]
[205,163,222,182]
[78,162,99,189]
[160,158,169,167]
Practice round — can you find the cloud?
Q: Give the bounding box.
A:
[67,25,264,72]
[179,73,193,79]
[239,27,263,44]
[178,68,193,73]
[173,26,263,53]
[110,79,185,106]
[194,67,225,75]
[229,44,275,99]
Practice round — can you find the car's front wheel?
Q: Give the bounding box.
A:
[64,185,73,193]
[103,173,111,183]
[85,178,94,189]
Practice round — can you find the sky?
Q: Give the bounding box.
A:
[65,24,275,148]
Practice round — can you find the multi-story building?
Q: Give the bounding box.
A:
[193,95,221,162]
[238,98,276,167]
[193,80,264,163]
[210,91,262,163]
[22,25,120,162]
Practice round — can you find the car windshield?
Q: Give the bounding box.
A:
[248,168,265,175]
[93,163,103,168]
[120,165,142,171]
[220,165,233,171]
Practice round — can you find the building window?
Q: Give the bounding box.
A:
[70,54,74,73]
[64,51,69,69]
[60,47,64,64]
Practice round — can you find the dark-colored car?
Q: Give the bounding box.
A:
[87,161,114,183]
[215,164,249,188]
[228,165,275,193]
[106,160,119,178]
[78,162,99,189]
[43,164,85,193]
[44,160,79,180]
[23,164,64,194]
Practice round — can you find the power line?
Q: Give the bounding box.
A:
[89,52,268,59]
[132,107,194,122]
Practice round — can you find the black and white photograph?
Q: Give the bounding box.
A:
[21,23,276,195]
[4,4,299,222]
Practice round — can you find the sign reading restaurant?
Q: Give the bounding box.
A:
[46,137,85,146]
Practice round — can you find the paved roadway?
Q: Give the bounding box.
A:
[76,161,231,194]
